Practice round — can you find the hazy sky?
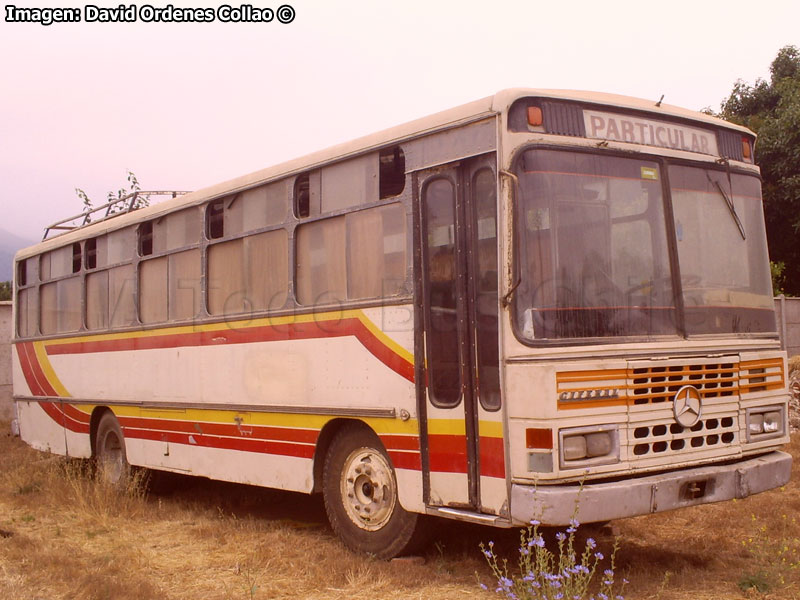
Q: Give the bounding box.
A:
[1,0,798,242]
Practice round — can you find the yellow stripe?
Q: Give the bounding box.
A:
[355,311,415,364]
[33,341,71,397]
[478,420,504,438]
[426,419,504,438]
[71,402,421,435]
[41,309,415,366]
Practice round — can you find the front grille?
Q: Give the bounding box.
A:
[739,358,785,395]
[630,362,737,405]
[630,415,738,457]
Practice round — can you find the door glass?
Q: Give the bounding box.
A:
[423,178,461,407]
[472,168,501,410]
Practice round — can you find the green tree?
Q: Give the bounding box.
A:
[0,281,11,301]
[718,45,800,296]
[76,170,150,222]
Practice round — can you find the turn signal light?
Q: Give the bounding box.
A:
[742,137,752,161]
[526,427,553,449]
[527,106,543,127]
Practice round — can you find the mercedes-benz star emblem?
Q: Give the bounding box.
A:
[673,385,702,428]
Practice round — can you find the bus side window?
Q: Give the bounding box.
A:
[379,146,405,199]
[294,171,320,219]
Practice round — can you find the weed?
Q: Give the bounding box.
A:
[233,561,261,599]
[739,511,800,592]
[480,519,626,600]
[60,459,148,525]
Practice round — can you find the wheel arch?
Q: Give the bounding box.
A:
[312,418,377,494]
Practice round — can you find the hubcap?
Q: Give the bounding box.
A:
[340,448,396,531]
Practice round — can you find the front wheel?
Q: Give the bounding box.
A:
[322,424,424,558]
[95,412,130,487]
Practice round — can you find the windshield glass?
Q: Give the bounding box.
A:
[669,165,775,334]
[513,149,776,342]
[513,149,678,340]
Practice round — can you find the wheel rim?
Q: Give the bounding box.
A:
[340,447,396,531]
[99,430,125,484]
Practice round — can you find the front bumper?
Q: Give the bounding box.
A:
[510,451,792,525]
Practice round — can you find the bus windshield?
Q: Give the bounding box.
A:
[513,149,776,341]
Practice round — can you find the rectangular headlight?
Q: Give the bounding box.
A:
[746,405,786,442]
[763,411,782,433]
[559,425,619,469]
[749,413,764,435]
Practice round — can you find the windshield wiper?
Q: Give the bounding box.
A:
[706,172,746,240]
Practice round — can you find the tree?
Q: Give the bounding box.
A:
[0,281,10,301]
[76,170,150,223]
[718,45,800,296]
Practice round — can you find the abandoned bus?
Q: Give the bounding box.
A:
[11,89,791,557]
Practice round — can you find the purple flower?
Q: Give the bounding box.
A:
[595,552,604,560]
[587,537,597,549]
[570,518,580,528]
[531,519,541,526]
[556,532,567,542]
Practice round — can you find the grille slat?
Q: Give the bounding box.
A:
[630,363,737,405]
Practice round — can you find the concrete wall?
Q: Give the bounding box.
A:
[776,296,800,360]
[0,302,11,420]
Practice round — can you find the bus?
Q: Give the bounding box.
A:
[11,89,792,558]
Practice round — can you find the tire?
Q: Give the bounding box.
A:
[95,412,130,487]
[322,424,424,558]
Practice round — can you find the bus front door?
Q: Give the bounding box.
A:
[415,155,503,514]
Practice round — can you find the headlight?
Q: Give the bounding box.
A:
[559,425,619,469]
[746,406,786,442]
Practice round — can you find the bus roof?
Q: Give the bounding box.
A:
[17,88,752,260]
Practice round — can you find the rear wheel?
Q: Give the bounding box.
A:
[95,412,129,486]
[322,424,423,558]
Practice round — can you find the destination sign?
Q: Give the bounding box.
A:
[583,109,719,156]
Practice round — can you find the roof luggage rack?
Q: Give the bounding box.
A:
[42,190,190,240]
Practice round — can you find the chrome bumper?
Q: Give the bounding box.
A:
[510,451,792,526]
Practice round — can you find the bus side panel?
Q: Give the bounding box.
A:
[16,400,67,455]
[12,343,67,455]
[64,423,92,458]
[125,436,316,492]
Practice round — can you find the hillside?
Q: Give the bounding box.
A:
[0,228,36,282]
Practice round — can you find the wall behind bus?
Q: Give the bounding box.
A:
[776,296,800,360]
[0,302,11,420]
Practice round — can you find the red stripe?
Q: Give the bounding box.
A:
[121,427,317,459]
[479,435,505,479]
[60,402,91,424]
[428,433,468,473]
[33,404,423,469]
[20,342,59,397]
[38,399,67,428]
[46,317,415,382]
[387,450,422,471]
[118,415,319,445]
[380,434,420,452]
[16,343,48,397]
[35,400,90,433]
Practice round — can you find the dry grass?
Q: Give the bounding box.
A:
[1,424,800,599]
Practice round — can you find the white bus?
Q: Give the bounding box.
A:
[12,89,792,558]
